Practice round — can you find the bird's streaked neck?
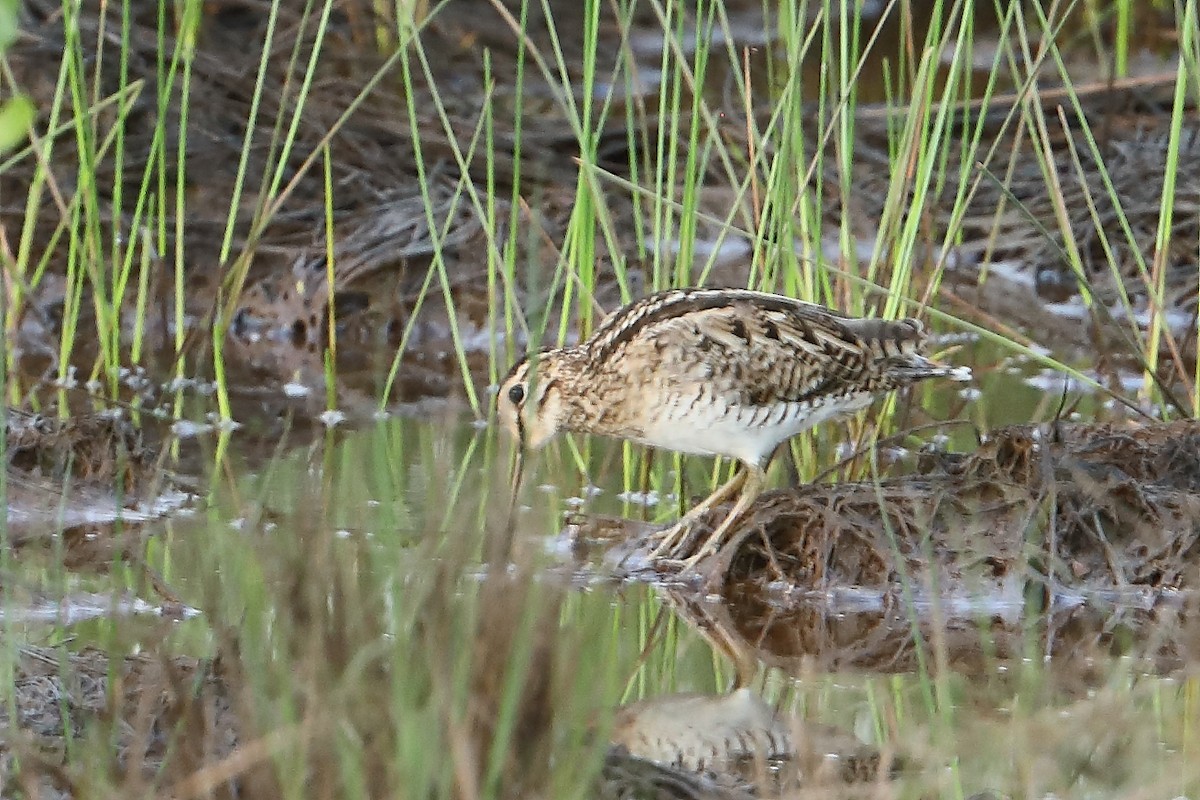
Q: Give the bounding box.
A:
[528,348,594,441]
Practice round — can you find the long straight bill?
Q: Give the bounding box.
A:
[508,446,526,518]
[504,410,528,557]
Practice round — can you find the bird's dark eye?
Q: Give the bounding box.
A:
[508,384,526,405]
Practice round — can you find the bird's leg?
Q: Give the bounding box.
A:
[647,468,747,559]
[676,465,766,570]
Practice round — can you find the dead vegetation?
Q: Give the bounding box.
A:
[675,420,1200,595]
[3,409,188,574]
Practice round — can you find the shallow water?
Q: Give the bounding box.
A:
[125,342,1194,671]
[4,323,1198,797]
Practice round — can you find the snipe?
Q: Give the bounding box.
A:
[497,288,970,572]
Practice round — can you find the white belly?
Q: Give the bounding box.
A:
[637,392,876,466]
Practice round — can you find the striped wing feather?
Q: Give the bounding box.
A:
[594,293,926,406]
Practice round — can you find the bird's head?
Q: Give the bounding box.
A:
[496,350,570,451]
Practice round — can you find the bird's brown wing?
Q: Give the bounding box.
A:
[620,300,877,406]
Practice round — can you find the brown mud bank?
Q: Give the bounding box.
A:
[597,419,1200,598]
[4,410,192,586]
[727,420,1200,592]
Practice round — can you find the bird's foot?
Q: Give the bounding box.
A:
[645,520,695,561]
[674,550,708,574]
[646,545,730,591]
[670,529,723,566]
[645,528,725,581]
[648,511,730,559]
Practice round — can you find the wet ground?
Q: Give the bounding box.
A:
[3,1,1200,798]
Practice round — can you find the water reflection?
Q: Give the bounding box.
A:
[663,582,1200,682]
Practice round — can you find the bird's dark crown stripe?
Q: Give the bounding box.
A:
[500,356,530,388]
[500,347,559,393]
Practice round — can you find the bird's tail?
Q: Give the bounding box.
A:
[861,319,972,384]
[883,354,973,383]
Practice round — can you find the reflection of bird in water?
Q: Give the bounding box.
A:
[610,689,795,773]
[498,288,969,572]
[598,749,755,800]
[603,688,887,798]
